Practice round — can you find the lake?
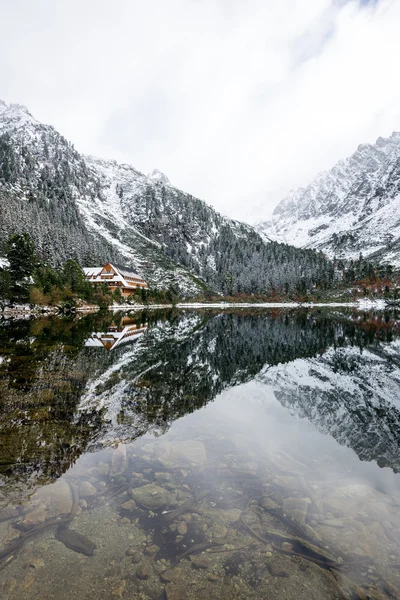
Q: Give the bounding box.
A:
[1,308,400,599]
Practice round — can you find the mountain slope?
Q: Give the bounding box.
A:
[257,133,400,266]
[0,100,333,296]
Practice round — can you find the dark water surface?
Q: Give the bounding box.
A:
[1,309,400,599]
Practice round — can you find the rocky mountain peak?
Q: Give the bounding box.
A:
[257,131,400,266]
[147,169,170,186]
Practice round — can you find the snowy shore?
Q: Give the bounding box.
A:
[111,298,389,311]
[0,298,392,317]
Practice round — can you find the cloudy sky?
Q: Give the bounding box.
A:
[1,0,400,223]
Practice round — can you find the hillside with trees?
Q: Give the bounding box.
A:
[0,100,334,298]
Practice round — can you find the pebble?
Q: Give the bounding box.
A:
[131,552,142,564]
[190,555,210,569]
[267,563,290,578]
[79,499,88,509]
[29,558,45,569]
[176,522,188,536]
[111,579,126,597]
[165,582,188,600]
[136,564,151,580]
[261,497,279,511]
[161,567,183,583]
[120,517,131,525]
[212,525,228,539]
[282,542,293,552]
[145,544,159,556]
[120,499,137,512]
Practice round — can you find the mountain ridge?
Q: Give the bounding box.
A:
[256,131,400,266]
[0,99,333,296]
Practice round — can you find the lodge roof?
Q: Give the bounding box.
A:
[82,263,147,287]
[109,264,142,279]
[83,267,102,276]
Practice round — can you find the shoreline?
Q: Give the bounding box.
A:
[0,298,395,318]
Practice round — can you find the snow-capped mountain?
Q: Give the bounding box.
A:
[0,99,333,296]
[257,133,400,266]
[147,168,170,186]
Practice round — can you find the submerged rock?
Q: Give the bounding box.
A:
[282,497,310,526]
[161,567,183,583]
[110,444,127,476]
[120,499,137,512]
[79,481,97,498]
[261,497,279,511]
[20,507,47,530]
[111,579,126,597]
[55,525,97,556]
[145,544,159,556]
[130,483,176,510]
[190,555,210,569]
[146,440,207,468]
[165,582,188,600]
[131,552,142,564]
[21,479,73,528]
[136,564,151,580]
[176,521,188,536]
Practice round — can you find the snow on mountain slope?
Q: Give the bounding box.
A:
[0,99,334,296]
[257,132,400,265]
[0,101,210,295]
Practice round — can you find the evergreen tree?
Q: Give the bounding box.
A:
[7,232,36,282]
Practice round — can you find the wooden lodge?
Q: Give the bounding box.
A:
[83,262,148,297]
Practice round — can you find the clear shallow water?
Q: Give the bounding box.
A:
[1,309,400,599]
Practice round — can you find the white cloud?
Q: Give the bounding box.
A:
[0,0,399,223]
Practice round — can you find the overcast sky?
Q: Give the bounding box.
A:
[1,0,400,223]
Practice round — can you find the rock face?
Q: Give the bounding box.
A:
[257,132,400,266]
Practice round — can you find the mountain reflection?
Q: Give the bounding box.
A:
[1,309,400,500]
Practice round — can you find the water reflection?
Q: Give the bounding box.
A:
[1,309,400,599]
[85,316,148,351]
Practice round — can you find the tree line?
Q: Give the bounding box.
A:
[0,233,180,309]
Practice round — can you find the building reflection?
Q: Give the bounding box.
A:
[85,317,148,351]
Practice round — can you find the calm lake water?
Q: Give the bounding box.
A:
[1,309,400,599]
